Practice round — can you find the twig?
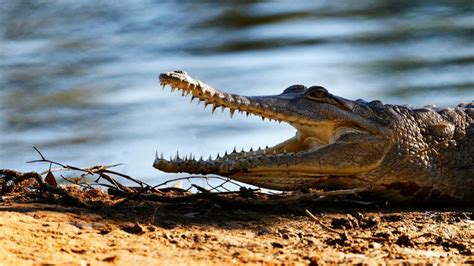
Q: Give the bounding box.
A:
[193,184,211,193]
[28,147,152,193]
[152,175,245,193]
[100,169,147,189]
[206,178,232,192]
[33,146,46,160]
[305,209,342,235]
[98,173,133,193]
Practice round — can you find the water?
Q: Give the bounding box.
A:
[1,0,473,183]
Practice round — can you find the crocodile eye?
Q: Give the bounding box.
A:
[305,86,328,99]
[283,85,306,94]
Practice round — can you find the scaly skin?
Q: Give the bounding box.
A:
[154,70,474,203]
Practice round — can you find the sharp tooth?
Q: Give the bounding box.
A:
[208,155,213,161]
[160,153,164,159]
[161,84,165,91]
[221,106,226,113]
[204,103,209,109]
[190,96,196,103]
[212,105,218,114]
[155,150,158,159]
[246,112,250,117]
[265,145,269,149]
[257,147,261,151]
[175,151,180,160]
[224,150,228,156]
[184,154,188,160]
[229,109,235,118]
[250,148,253,152]
[233,147,237,153]
[199,156,203,161]
[261,116,265,121]
[216,153,220,159]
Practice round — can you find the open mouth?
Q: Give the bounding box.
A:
[154,71,391,192]
[154,70,356,177]
[155,71,338,172]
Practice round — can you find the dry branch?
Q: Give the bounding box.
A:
[0,147,371,209]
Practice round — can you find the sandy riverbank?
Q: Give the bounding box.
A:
[0,201,472,265]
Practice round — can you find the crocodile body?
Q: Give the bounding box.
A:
[154,71,474,203]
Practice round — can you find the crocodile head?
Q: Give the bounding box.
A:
[154,70,392,190]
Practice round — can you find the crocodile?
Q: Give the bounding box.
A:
[154,70,474,203]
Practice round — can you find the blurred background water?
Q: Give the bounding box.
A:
[1,0,473,183]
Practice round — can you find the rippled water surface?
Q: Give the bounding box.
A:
[1,0,473,181]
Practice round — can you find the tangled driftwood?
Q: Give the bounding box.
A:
[0,147,371,209]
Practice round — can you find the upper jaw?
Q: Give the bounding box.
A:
[160,71,321,127]
[159,71,286,122]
